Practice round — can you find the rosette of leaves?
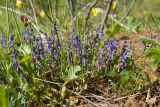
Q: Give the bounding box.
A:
[144,37,160,74]
[146,47,160,67]
[143,37,160,67]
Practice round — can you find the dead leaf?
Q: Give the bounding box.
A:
[146,88,157,107]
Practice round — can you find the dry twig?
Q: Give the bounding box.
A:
[85,0,98,27]
[100,0,113,30]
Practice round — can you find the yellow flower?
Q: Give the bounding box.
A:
[92,8,103,17]
[111,1,117,11]
[39,10,45,18]
[92,8,98,17]
[16,0,23,9]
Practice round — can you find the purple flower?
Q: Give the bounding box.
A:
[0,41,4,46]
[73,36,81,48]
[16,63,20,72]
[10,35,15,48]
[98,60,104,65]
[99,50,106,57]
[54,35,61,47]
[71,35,82,55]
[105,38,119,64]
[34,48,39,54]
[13,49,18,62]
[119,41,133,70]
[35,36,42,45]
[51,22,58,36]
[12,49,20,71]
[96,38,119,68]
[85,44,90,50]
[10,35,14,41]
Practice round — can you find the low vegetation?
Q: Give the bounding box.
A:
[0,0,159,106]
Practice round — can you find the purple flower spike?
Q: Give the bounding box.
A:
[10,35,15,48]
[120,41,133,70]
[51,22,58,36]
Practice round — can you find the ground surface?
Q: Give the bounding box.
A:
[75,30,160,107]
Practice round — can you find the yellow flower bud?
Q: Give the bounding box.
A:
[16,0,23,9]
[92,8,103,17]
[39,10,45,18]
[111,1,117,11]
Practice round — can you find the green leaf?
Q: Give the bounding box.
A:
[66,65,81,81]
[143,37,160,46]
[22,45,32,54]
[19,45,32,55]
[14,35,21,43]
[20,55,31,63]
[119,70,130,83]
[0,85,8,107]
[126,16,141,32]
[146,47,160,58]
[106,23,120,37]
[106,68,116,78]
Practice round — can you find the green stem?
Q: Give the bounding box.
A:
[150,12,160,32]
[6,0,9,37]
[29,0,38,26]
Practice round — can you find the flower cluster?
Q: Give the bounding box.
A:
[96,38,119,68]
[119,41,133,70]
[0,23,134,75]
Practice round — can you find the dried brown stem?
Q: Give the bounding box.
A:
[85,0,98,27]
[67,0,74,23]
[100,0,113,30]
